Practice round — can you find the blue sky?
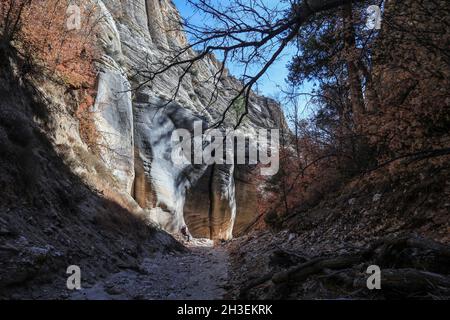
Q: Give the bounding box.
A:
[172,0,315,118]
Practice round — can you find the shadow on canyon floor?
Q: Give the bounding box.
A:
[0,59,183,299]
[69,238,230,300]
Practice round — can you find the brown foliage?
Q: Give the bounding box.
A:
[257,135,344,223]
[1,0,101,150]
[364,0,450,161]
[259,0,450,224]
[1,0,98,88]
[75,89,101,154]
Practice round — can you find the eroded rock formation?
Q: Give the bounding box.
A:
[91,0,285,240]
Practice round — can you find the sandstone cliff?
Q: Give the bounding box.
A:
[0,0,285,298]
[89,0,285,240]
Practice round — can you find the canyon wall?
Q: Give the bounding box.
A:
[90,0,285,240]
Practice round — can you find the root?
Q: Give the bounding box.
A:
[239,235,450,299]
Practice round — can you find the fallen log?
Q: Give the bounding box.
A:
[366,234,450,258]
[272,254,362,284]
[354,268,450,296]
[238,235,450,299]
[239,272,275,299]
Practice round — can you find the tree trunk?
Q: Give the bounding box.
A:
[357,61,380,113]
[342,2,365,128]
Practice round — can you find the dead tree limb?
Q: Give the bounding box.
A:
[272,254,362,283]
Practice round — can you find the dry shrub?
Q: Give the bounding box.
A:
[363,0,450,161]
[75,88,101,153]
[256,134,344,224]
[20,0,97,88]
[1,0,98,87]
[1,0,101,149]
[260,0,449,225]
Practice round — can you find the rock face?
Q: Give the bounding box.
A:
[93,69,134,193]
[184,164,236,239]
[91,0,285,240]
[133,97,208,233]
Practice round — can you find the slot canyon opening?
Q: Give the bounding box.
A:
[184,164,260,241]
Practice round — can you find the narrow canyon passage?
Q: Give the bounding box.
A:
[70,239,231,300]
[1,0,448,303]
